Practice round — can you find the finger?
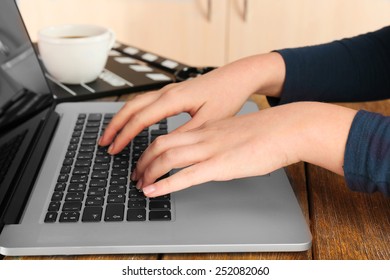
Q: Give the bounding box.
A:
[141,160,217,197]
[139,142,212,188]
[108,91,197,154]
[99,91,162,147]
[134,131,201,179]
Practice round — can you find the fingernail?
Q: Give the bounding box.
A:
[108,143,115,154]
[136,178,143,190]
[98,136,103,146]
[142,184,156,196]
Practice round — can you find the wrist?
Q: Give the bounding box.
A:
[292,102,357,175]
[214,52,285,100]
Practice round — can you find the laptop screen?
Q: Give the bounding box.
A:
[0,0,52,129]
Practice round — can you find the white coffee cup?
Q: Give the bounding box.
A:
[38,24,115,84]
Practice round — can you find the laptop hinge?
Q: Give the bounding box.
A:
[2,108,59,225]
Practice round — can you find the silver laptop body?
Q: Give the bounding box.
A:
[0,0,311,256]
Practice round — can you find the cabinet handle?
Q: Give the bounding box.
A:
[198,0,212,22]
[207,0,212,22]
[242,0,248,22]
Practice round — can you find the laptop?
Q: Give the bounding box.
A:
[0,0,311,256]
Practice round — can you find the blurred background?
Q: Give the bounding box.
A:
[18,0,390,67]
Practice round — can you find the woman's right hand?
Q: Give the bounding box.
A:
[98,52,286,155]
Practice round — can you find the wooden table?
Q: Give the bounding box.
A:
[3,94,390,260]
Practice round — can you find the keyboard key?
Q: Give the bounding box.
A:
[95,156,111,163]
[85,127,99,133]
[90,179,107,188]
[70,175,88,183]
[151,129,166,136]
[104,204,125,222]
[48,202,61,212]
[128,198,146,209]
[109,185,126,194]
[77,152,93,160]
[86,196,104,206]
[44,212,58,223]
[68,183,86,192]
[75,159,92,167]
[93,163,110,170]
[88,114,102,122]
[87,187,106,196]
[128,189,145,199]
[70,137,80,144]
[149,211,171,221]
[91,170,108,179]
[113,162,129,169]
[74,125,84,131]
[60,166,71,174]
[111,169,128,177]
[65,150,76,159]
[82,207,103,222]
[63,158,73,165]
[57,174,69,182]
[73,129,82,137]
[110,177,127,185]
[68,144,78,151]
[51,191,63,201]
[83,133,98,140]
[150,194,171,201]
[62,201,82,211]
[65,192,84,202]
[107,194,126,203]
[59,211,80,223]
[79,146,95,153]
[104,113,114,119]
[149,201,171,210]
[76,120,85,126]
[81,139,97,146]
[114,153,130,160]
[136,130,148,137]
[55,183,66,192]
[127,209,146,221]
[72,167,90,175]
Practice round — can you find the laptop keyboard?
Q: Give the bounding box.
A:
[44,113,172,223]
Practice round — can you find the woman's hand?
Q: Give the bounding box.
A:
[98,52,286,154]
[134,102,357,197]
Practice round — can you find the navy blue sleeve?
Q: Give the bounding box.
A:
[267,26,390,195]
[344,110,390,195]
[268,26,390,106]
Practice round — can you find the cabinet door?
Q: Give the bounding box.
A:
[18,0,227,66]
[227,0,390,62]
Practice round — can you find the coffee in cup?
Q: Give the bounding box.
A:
[38,24,115,84]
